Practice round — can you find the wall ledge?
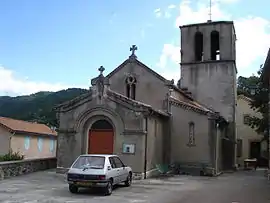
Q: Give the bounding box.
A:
[0,157,56,165]
[0,157,57,180]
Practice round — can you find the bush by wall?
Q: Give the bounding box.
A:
[0,151,24,162]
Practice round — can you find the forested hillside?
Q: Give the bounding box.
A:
[0,88,88,127]
[0,74,260,128]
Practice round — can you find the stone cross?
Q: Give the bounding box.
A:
[98,66,105,75]
[130,45,138,56]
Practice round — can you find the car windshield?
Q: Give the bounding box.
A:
[72,156,105,169]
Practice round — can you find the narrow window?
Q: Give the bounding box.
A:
[126,84,130,98]
[211,31,220,60]
[188,122,195,146]
[130,84,136,100]
[24,136,30,150]
[125,76,136,100]
[194,31,203,61]
[37,137,43,152]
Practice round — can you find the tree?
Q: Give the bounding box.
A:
[237,75,260,97]
[247,68,269,139]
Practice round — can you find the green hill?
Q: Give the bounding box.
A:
[0,88,88,128]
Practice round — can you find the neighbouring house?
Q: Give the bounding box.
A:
[0,116,57,159]
[261,48,270,169]
[55,20,238,178]
[236,95,268,167]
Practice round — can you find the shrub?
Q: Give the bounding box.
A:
[0,150,24,162]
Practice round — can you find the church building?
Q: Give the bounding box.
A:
[55,20,238,178]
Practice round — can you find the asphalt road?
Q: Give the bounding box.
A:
[0,169,269,203]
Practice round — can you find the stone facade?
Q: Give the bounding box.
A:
[55,20,238,178]
[236,95,268,167]
[0,157,56,180]
[180,21,237,169]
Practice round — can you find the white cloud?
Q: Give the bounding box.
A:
[154,5,176,19]
[154,8,162,18]
[0,66,79,96]
[168,4,176,9]
[175,0,231,26]
[158,0,270,80]
[157,44,180,69]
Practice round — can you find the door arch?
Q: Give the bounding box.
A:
[88,119,114,154]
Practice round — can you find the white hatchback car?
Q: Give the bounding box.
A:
[67,154,132,195]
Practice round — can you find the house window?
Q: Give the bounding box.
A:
[243,114,251,125]
[188,122,195,146]
[125,75,136,100]
[37,137,43,152]
[50,139,54,152]
[237,139,243,157]
[24,136,30,150]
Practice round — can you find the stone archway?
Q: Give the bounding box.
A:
[88,119,114,154]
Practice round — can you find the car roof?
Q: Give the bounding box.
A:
[79,154,118,158]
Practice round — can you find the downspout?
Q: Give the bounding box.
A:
[215,121,219,174]
[143,116,148,179]
[9,131,16,152]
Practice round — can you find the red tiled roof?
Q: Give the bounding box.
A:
[0,116,57,136]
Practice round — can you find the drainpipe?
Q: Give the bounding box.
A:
[9,131,15,152]
[215,122,219,174]
[143,115,148,179]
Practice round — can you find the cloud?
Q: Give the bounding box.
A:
[154,5,176,19]
[158,0,270,81]
[175,0,230,26]
[154,8,162,18]
[0,66,80,96]
[157,44,180,69]
[168,4,176,9]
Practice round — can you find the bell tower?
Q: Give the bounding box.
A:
[180,21,237,122]
[180,21,237,169]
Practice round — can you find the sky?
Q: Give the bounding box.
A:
[0,0,269,96]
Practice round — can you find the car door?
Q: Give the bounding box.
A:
[113,156,128,182]
[108,157,120,184]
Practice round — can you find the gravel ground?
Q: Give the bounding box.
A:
[0,169,269,203]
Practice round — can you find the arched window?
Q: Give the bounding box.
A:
[125,75,136,100]
[91,119,113,130]
[194,31,204,61]
[188,122,195,146]
[211,31,220,60]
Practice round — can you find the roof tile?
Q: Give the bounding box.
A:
[0,116,57,136]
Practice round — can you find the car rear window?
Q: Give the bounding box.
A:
[72,156,105,169]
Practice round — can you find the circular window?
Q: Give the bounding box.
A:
[126,76,136,84]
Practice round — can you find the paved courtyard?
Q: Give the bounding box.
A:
[0,169,269,203]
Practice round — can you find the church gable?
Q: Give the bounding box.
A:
[106,45,173,110]
[54,65,169,120]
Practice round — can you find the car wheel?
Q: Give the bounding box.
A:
[124,173,132,187]
[69,184,78,194]
[104,180,113,196]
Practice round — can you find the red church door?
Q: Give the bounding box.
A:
[88,120,114,154]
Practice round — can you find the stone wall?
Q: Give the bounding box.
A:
[0,157,56,180]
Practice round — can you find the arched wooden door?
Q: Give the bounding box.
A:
[88,119,114,154]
